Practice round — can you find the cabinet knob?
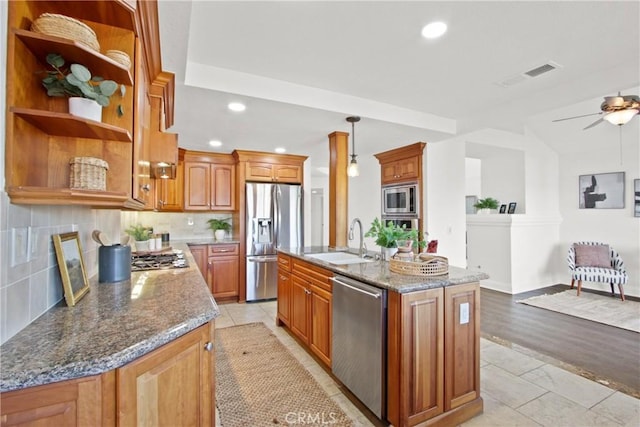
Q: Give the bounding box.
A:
[204,342,213,352]
[305,289,311,295]
[141,184,151,192]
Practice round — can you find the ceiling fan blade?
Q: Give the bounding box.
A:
[583,118,604,130]
[552,112,602,123]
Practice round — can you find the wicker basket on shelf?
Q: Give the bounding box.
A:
[69,157,109,191]
[105,49,131,69]
[31,13,100,52]
[389,254,448,277]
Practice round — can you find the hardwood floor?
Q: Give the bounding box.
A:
[481,284,640,397]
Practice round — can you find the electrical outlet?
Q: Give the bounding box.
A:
[187,217,194,226]
[29,226,38,259]
[11,227,29,267]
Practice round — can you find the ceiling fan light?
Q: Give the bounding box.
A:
[603,109,638,125]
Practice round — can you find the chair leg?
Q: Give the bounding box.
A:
[577,280,582,297]
[610,283,615,296]
[617,284,625,301]
[570,278,575,289]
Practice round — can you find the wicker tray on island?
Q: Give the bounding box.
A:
[389,254,448,277]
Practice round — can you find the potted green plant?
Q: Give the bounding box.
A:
[40,53,126,122]
[473,197,499,214]
[365,218,422,260]
[207,218,231,240]
[125,224,151,251]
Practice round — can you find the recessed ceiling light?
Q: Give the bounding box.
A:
[421,21,447,39]
[228,102,246,112]
[209,140,222,147]
[275,147,286,154]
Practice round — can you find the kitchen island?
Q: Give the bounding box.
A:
[277,247,489,427]
[0,244,219,426]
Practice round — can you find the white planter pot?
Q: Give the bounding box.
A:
[135,240,150,252]
[477,208,492,215]
[68,97,102,122]
[381,247,398,261]
[214,230,226,241]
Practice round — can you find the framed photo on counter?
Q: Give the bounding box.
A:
[508,202,517,214]
[53,232,90,306]
[499,204,507,214]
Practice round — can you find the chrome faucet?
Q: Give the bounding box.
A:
[348,218,365,257]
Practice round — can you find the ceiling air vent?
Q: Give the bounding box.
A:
[495,61,562,88]
[524,62,558,77]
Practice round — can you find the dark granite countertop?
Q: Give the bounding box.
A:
[0,244,219,393]
[279,246,489,293]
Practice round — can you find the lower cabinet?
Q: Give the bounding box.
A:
[0,321,215,427]
[387,282,482,427]
[278,256,332,367]
[0,373,115,427]
[207,244,239,299]
[188,244,240,300]
[118,322,215,426]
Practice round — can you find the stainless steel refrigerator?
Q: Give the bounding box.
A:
[246,182,303,302]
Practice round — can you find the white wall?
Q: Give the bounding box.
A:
[554,119,640,297]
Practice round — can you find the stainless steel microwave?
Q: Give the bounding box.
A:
[382,183,419,217]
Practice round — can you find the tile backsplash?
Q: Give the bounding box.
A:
[121,211,234,243]
[0,191,121,344]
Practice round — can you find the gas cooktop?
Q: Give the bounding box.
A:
[131,251,188,272]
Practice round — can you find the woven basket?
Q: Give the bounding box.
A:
[31,13,100,52]
[389,255,448,277]
[69,157,109,190]
[105,49,131,69]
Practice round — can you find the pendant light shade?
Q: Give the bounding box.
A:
[603,109,638,126]
[346,116,361,177]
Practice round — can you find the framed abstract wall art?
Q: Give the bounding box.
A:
[578,172,625,209]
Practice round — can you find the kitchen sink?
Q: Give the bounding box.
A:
[305,252,374,265]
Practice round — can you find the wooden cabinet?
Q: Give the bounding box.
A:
[0,373,115,427]
[189,244,208,278]
[1,321,215,427]
[184,152,236,211]
[387,283,482,427]
[381,156,420,184]
[233,150,307,185]
[155,161,184,211]
[117,322,214,427]
[277,254,292,327]
[374,142,426,186]
[283,257,333,367]
[207,244,239,299]
[4,1,141,208]
[245,162,303,183]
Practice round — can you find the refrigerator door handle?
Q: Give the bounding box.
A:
[273,185,280,248]
[247,256,278,263]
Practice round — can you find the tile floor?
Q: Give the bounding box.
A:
[215,301,640,427]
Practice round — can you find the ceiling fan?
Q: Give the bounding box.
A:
[552,93,640,130]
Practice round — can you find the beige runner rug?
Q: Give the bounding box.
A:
[517,290,640,333]
[215,322,354,427]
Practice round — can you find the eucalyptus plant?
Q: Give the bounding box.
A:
[125,224,151,241]
[473,197,500,210]
[207,218,231,232]
[40,53,125,116]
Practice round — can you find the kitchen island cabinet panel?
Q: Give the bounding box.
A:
[444,282,481,410]
[277,271,292,326]
[189,245,208,277]
[290,275,311,343]
[117,322,214,427]
[309,284,332,366]
[0,372,115,427]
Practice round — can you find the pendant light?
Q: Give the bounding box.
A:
[346,116,361,177]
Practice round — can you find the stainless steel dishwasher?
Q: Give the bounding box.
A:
[331,275,387,419]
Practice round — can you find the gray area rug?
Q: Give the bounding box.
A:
[215,322,354,427]
[517,290,640,333]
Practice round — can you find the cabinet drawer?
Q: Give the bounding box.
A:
[292,258,332,292]
[278,253,291,272]
[208,244,238,256]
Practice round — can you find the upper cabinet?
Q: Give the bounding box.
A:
[4,0,174,210]
[184,151,236,211]
[374,142,426,186]
[233,150,307,184]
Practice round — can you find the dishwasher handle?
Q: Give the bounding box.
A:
[331,277,382,299]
